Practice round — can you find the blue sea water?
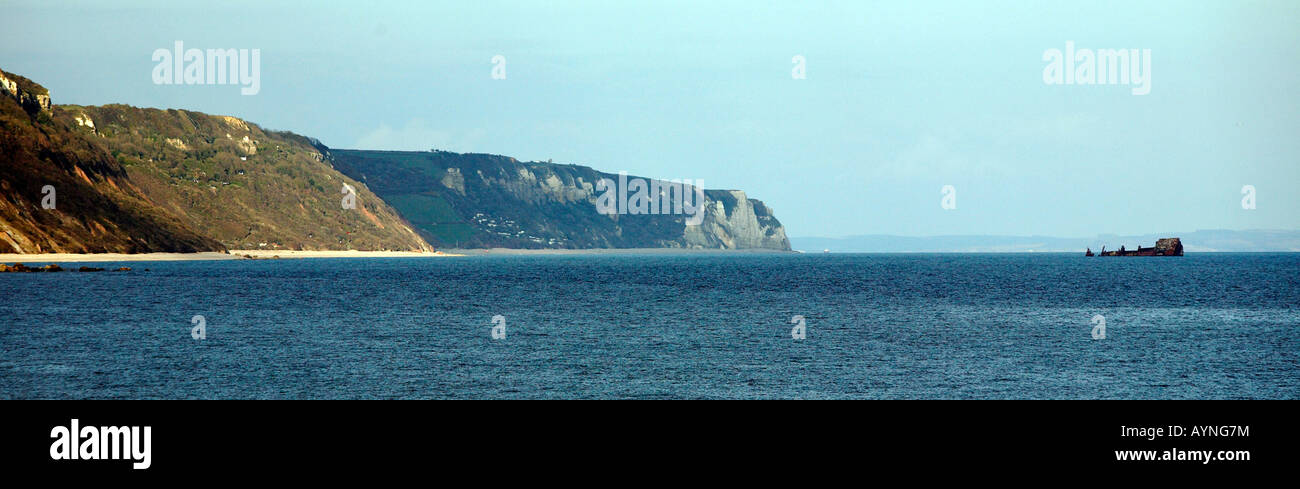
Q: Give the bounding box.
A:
[1,253,1296,399]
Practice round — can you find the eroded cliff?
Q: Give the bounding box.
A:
[330,149,790,250]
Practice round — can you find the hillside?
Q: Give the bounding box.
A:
[4,66,787,253]
[330,149,791,250]
[0,69,221,253]
[51,104,430,252]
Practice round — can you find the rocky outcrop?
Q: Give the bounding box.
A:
[0,263,137,272]
[0,263,63,272]
[684,190,789,249]
[441,167,466,195]
[0,70,51,115]
[331,149,791,250]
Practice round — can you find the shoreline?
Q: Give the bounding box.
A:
[2,248,1281,263]
[0,247,795,263]
[441,247,794,256]
[0,249,462,263]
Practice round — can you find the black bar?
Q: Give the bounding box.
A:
[3,401,1291,477]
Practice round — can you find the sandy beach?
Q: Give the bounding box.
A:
[0,247,792,263]
[0,249,462,263]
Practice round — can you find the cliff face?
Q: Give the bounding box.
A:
[685,190,789,250]
[0,69,221,253]
[0,71,50,115]
[330,149,791,250]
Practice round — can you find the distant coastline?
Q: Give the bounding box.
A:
[792,229,1300,253]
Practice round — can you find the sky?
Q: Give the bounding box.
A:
[2,0,1297,238]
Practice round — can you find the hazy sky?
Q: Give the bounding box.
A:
[3,1,1297,238]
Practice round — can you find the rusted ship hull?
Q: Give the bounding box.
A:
[1091,237,1183,257]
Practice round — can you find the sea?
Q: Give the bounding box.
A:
[1,253,1296,399]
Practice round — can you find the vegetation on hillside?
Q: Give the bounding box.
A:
[0,69,221,253]
[52,104,430,251]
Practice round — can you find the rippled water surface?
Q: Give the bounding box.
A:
[1,253,1296,398]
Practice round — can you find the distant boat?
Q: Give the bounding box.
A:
[1085,247,1094,257]
[1091,238,1183,256]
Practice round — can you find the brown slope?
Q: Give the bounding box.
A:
[0,68,222,253]
[55,104,430,252]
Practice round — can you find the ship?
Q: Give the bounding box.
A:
[1088,237,1183,257]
